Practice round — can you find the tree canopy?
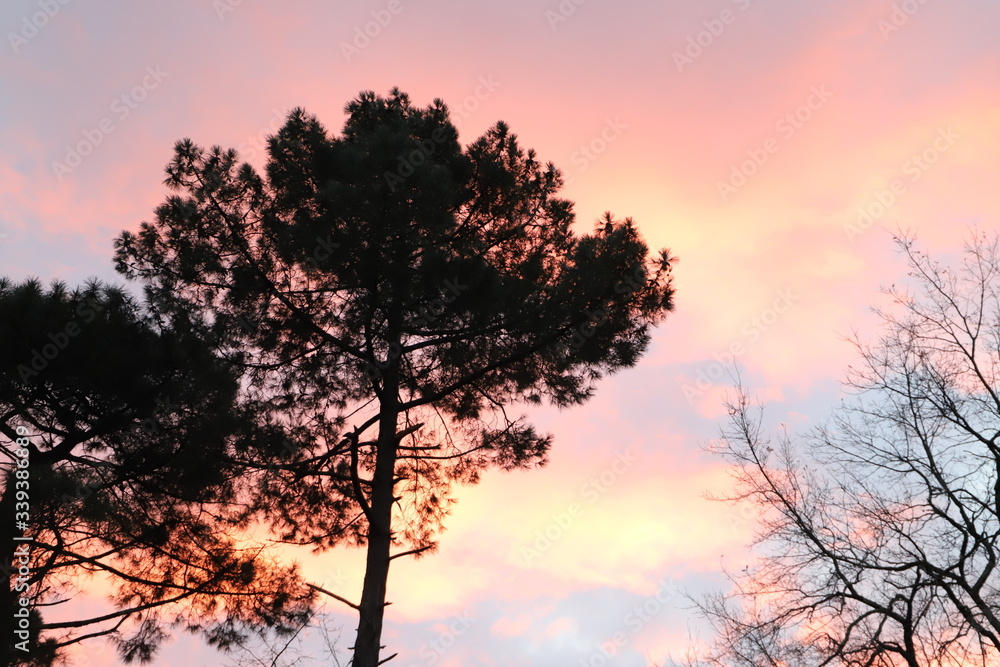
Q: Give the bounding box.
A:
[115,88,676,665]
[0,278,312,665]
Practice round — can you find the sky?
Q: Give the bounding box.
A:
[3,0,1000,664]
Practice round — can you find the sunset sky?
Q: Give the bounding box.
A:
[3,0,1000,664]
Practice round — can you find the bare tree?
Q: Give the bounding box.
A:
[222,612,347,667]
[679,231,1000,667]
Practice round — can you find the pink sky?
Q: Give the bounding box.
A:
[4,0,1000,664]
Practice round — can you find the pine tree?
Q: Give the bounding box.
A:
[115,88,676,665]
[0,278,312,665]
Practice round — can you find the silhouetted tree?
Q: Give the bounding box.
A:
[0,278,313,665]
[222,612,347,667]
[115,88,676,666]
[679,232,1000,667]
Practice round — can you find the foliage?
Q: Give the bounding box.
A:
[0,278,312,665]
[116,88,676,665]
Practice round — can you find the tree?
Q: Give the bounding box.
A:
[221,612,347,667]
[114,88,676,666]
[0,278,313,665]
[680,231,1000,667]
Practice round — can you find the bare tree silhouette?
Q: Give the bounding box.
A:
[679,231,1000,667]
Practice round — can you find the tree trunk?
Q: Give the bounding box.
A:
[352,381,400,667]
